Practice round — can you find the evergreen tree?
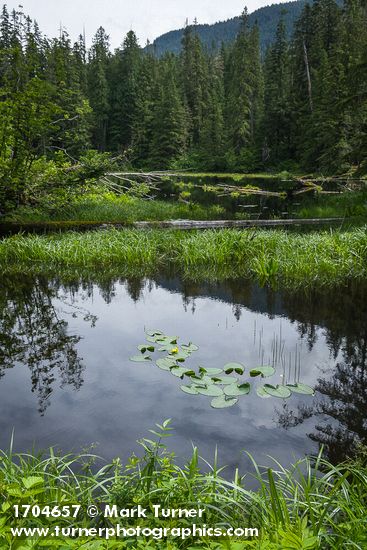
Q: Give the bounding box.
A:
[199,53,225,170]
[88,27,110,151]
[263,15,291,164]
[148,56,187,169]
[225,10,263,170]
[108,30,141,153]
[131,52,157,166]
[180,24,209,146]
[340,0,367,170]
[46,31,91,156]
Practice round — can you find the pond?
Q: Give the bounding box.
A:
[156,174,345,220]
[0,273,366,472]
[157,176,312,219]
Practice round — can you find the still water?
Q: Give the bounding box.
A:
[0,273,366,471]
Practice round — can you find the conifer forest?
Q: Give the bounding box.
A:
[0,0,366,211]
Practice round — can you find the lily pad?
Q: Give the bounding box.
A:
[263,384,291,399]
[159,336,177,345]
[184,370,196,377]
[256,386,271,399]
[138,345,155,353]
[250,366,276,378]
[181,385,199,395]
[156,358,176,371]
[171,351,189,362]
[199,367,223,376]
[158,346,169,352]
[213,376,239,385]
[211,395,238,409]
[190,375,213,386]
[224,362,245,375]
[182,343,199,352]
[196,385,224,397]
[170,367,188,378]
[130,355,151,363]
[224,383,251,397]
[286,383,315,395]
[146,330,163,337]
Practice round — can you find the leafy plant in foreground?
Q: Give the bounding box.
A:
[0,423,366,549]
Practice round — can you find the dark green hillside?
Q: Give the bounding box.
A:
[147,0,307,55]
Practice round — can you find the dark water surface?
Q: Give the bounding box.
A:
[0,273,366,472]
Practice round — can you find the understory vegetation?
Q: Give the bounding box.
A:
[1,227,366,288]
[2,185,367,225]
[0,423,366,549]
[3,192,228,223]
[296,190,367,220]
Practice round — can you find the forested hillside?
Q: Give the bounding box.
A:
[0,0,366,212]
[146,0,308,55]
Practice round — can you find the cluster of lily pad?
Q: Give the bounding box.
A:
[130,330,314,409]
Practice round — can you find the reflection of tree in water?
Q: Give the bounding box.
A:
[277,283,367,463]
[0,275,96,415]
[176,278,367,463]
[126,278,148,303]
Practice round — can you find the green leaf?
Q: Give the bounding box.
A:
[156,358,176,370]
[184,370,196,377]
[5,485,24,497]
[211,395,238,409]
[158,344,173,351]
[256,386,271,399]
[190,375,213,386]
[146,330,163,337]
[199,367,223,376]
[170,367,188,378]
[181,385,199,395]
[172,352,189,362]
[224,383,251,396]
[263,384,291,399]
[213,376,239,385]
[130,355,151,363]
[224,362,245,375]
[0,515,7,529]
[196,385,224,397]
[22,476,44,489]
[286,383,315,395]
[250,366,276,378]
[182,343,199,352]
[159,336,177,345]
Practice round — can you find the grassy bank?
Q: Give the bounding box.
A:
[4,193,228,224]
[0,423,366,549]
[296,190,367,220]
[0,227,367,287]
[4,186,367,228]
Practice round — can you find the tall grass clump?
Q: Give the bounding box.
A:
[297,189,367,220]
[5,193,227,223]
[0,423,366,549]
[0,227,367,288]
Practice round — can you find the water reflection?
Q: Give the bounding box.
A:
[277,286,367,462]
[0,273,366,466]
[0,275,96,414]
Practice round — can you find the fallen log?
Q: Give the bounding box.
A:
[133,218,344,230]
